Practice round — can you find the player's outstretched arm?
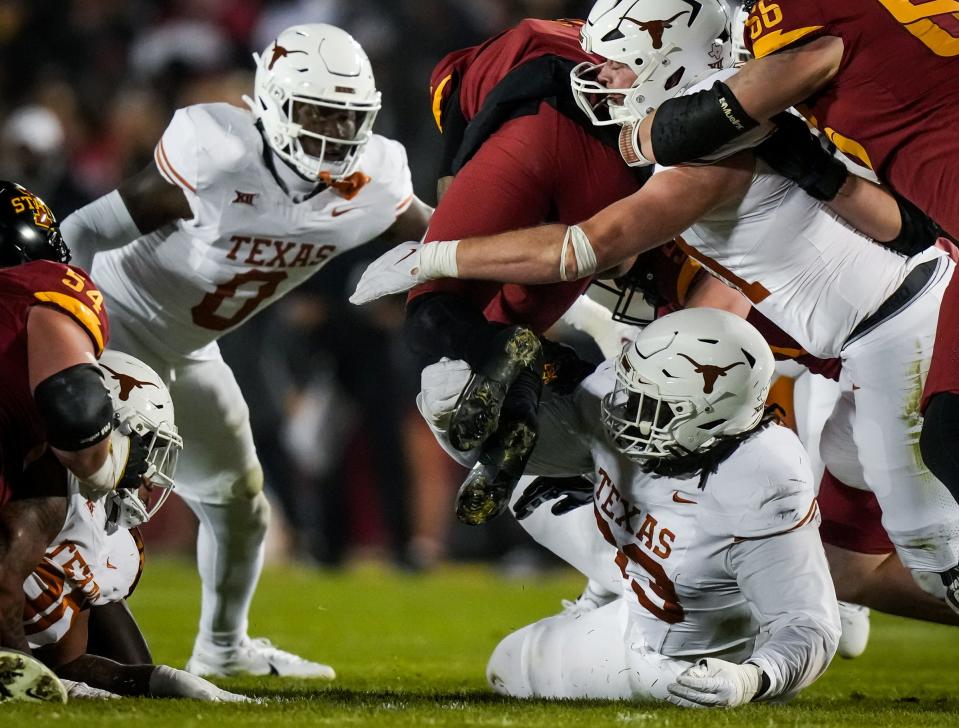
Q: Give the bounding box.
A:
[350,160,748,304]
[0,487,67,651]
[635,36,844,167]
[60,162,190,271]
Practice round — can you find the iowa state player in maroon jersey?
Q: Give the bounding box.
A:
[402,19,653,524]
[611,0,959,610]
[0,182,148,662]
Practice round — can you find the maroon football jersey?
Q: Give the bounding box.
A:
[744,0,959,236]
[429,18,594,126]
[0,261,110,503]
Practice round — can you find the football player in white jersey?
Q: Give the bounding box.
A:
[353,0,959,620]
[419,308,841,706]
[24,351,248,701]
[59,24,432,677]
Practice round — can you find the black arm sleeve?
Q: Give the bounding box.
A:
[651,81,759,167]
[881,192,943,257]
[33,363,112,451]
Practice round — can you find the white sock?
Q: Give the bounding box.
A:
[184,492,270,651]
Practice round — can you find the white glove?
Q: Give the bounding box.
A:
[61,679,120,700]
[350,239,459,305]
[416,358,473,431]
[666,658,762,708]
[149,665,252,702]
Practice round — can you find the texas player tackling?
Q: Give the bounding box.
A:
[419,309,840,707]
[60,24,432,677]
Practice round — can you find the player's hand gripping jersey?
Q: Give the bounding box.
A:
[0,261,109,505]
[744,0,959,235]
[22,474,143,648]
[92,103,413,358]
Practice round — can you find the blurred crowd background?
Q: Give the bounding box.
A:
[0,0,606,570]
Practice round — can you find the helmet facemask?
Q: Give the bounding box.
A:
[602,355,705,461]
[245,24,382,183]
[253,71,380,181]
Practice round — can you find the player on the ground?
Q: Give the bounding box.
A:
[614,0,959,554]
[352,0,959,614]
[419,308,840,706]
[22,351,246,702]
[59,24,432,677]
[0,182,150,678]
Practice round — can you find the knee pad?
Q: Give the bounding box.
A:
[920,392,959,496]
[232,465,265,500]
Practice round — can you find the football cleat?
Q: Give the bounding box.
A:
[0,650,67,703]
[836,601,870,659]
[448,325,542,452]
[560,579,619,619]
[455,417,537,526]
[942,564,959,615]
[186,637,336,679]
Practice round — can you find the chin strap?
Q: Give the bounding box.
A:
[319,170,372,200]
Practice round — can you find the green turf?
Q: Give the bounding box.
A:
[4,558,959,726]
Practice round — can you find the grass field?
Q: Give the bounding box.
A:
[4,558,959,726]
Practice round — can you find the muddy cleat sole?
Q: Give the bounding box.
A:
[455,419,538,525]
[448,326,541,451]
[0,650,67,703]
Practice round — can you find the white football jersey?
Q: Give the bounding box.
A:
[655,71,942,358]
[23,478,143,649]
[92,103,414,358]
[526,361,840,695]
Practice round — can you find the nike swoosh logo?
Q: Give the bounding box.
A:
[672,491,697,504]
[331,206,356,217]
[106,558,118,570]
[268,662,280,676]
[396,248,419,264]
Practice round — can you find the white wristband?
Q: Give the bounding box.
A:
[560,225,598,281]
[418,239,459,280]
[77,430,128,500]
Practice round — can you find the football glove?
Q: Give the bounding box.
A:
[512,476,594,520]
[78,429,150,500]
[756,112,848,201]
[418,358,473,431]
[351,240,461,305]
[149,665,252,702]
[61,679,120,700]
[666,658,763,708]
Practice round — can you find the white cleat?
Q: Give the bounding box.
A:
[186,637,336,679]
[837,601,870,659]
[560,578,619,618]
[0,650,67,703]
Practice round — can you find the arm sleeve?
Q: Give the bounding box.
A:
[729,526,841,701]
[524,389,596,477]
[59,190,141,272]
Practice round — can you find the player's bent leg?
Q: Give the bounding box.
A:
[0,650,67,703]
[487,600,675,700]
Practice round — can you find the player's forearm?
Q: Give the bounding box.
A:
[829,175,903,243]
[56,654,155,696]
[455,225,569,283]
[637,37,844,165]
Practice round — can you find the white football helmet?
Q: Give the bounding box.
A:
[243,23,381,181]
[98,350,182,533]
[601,308,774,461]
[571,0,733,127]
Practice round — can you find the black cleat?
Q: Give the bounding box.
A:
[448,326,542,452]
[943,565,959,614]
[455,417,538,526]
